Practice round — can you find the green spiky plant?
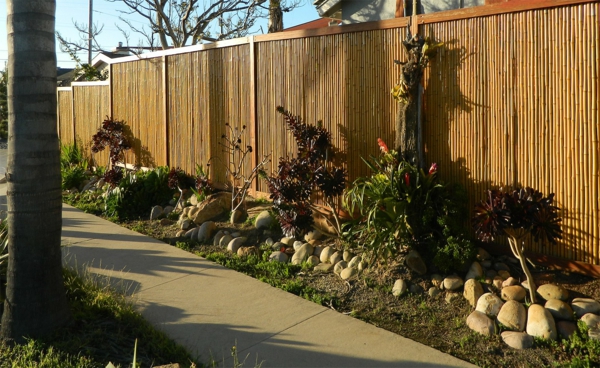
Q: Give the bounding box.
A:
[472,187,562,303]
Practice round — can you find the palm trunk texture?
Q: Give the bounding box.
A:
[1,0,70,341]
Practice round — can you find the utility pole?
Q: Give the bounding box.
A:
[88,0,93,64]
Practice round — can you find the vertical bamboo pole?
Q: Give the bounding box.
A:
[249,37,258,194]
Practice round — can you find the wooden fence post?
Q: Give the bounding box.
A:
[249,36,259,194]
[162,55,169,167]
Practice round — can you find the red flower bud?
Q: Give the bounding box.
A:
[377,138,389,154]
[404,173,410,186]
[429,163,438,175]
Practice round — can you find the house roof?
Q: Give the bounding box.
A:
[284,18,341,31]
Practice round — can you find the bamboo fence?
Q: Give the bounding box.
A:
[56,0,600,266]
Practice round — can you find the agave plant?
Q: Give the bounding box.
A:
[473,187,562,303]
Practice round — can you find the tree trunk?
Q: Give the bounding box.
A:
[268,0,284,33]
[395,81,420,166]
[1,0,71,341]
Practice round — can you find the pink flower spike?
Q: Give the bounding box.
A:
[377,138,389,154]
[429,163,438,175]
[404,173,410,186]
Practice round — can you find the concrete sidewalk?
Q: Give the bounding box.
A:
[1,184,475,367]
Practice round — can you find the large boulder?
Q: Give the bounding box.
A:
[501,331,533,350]
[501,285,527,302]
[572,298,600,318]
[190,192,231,225]
[465,261,484,280]
[255,211,274,230]
[544,299,574,321]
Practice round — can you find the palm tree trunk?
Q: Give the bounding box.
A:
[1,0,70,341]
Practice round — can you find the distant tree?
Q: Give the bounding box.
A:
[1,0,71,341]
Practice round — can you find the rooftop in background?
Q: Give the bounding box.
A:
[284,18,341,31]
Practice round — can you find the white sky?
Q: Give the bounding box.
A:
[0,0,319,69]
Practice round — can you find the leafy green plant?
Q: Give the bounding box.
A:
[60,142,90,190]
[472,187,562,303]
[264,107,346,237]
[104,167,173,221]
[343,139,475,271]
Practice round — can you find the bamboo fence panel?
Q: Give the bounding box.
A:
[255,29,404,193]
[112,58,166,167]
[57,89,73,145]
[421,3,599,264]
[55,1,600,265]
[72,84,110,167]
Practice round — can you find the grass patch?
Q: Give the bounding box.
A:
[0,268,198,368]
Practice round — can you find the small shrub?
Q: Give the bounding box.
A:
[264,107,346,237]
[90,117,132,187]
[473,186,562,303]
[60,142,90,190]
[343,140,475,271]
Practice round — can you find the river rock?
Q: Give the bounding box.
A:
[185,227,198,239]
[429,287,441,298]
[180,219,192,230]
[392,279,408,296]
[545,299,574,321]
[463,279,484,307]
[589,329,600,341]
[466,310,496,336]
[333,261,347,275]
[556,320,577,339]
[330,251,343,265]
[443,275,464,291]
[304,229,323,242]
[501,331,533,350]
[271,241,284,251]
[307,255,320,266]
[280,237,294,246]
[343,250,354,262]
[254,211,273,229]
[150,205,163,220]
[497,270,511,280]
[405,250,427,275]
[445,293,461,304]
[292,243,313,264]
[340,267,358,280]
[347,256,361,269]
[501,285,527,302]
[537,284,569,301]
[502,277,519,287]
[313,246,324,257]
[237,246,259,258]
[212,230,225,246]
[572,298,600,317]
[197,221,216,242]
[219,234,233,247]
[163,205,174,216]
[269,251,288,263]
[320,246,333,263]
[293,241,304,250]
[465,261,484,280]
[175,230,186,237]
[227,237,247,253]
[477,247,492,261]
[230,209,244,224]
[314,263,334,272]
[492,276,504,291]
[581,313,600,330]
[476,293,504,317]
[431,274,444,289]
[526,304,557,340]
[497,300,527,331]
